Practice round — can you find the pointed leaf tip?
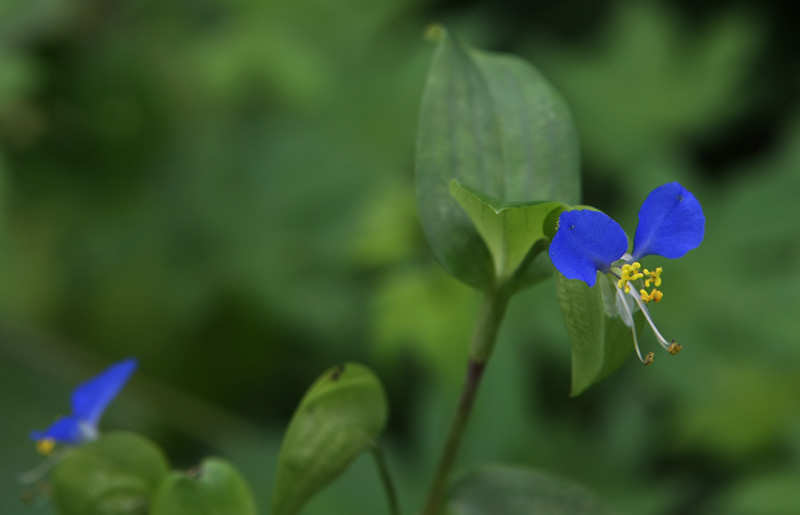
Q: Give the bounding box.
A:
[424,24,446,43]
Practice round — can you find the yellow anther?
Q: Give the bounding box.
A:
[36,438,56,456]
[639,288,663,304]
[668,342,682,355]
[643,266,662,288]
[621,262,643,277]
[618,262,644,294]
[644,352,654,366]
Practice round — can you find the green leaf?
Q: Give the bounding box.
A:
[271,363,389,515]
[52,432,169,515]
[446,465,619,515]
[469,50,580,206]
[555,271,644,395]
[416,26,580,290]
[150,458,257,515]
[449,179,565,286]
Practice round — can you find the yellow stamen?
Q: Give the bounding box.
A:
[623,262,643,276]
[618,262,644,293]
[643,266,662,288]
[668,342,682,355]
[639,288,663,304]
[644,352,654,366]
[36,438,56,456]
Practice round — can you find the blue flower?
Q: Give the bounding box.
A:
[30,358,138,454]
[549,182,704,364]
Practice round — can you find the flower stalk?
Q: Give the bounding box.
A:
[421,285,511,515]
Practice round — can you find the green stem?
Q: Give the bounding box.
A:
[372,444,400,515]
[421,287,511,515]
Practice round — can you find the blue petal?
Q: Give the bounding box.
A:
[632,182,705,260]
[549,210,629,287]
[71,358,138,425]
[30,415,84,444]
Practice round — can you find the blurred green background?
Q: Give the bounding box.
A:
[2,0,799,514]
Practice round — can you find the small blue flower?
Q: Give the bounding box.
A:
[549,182,704,364]
[30,358,138,454]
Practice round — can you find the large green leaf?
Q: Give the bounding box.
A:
[52,432,169,515]
[446,465,619,515]
[271,363,389,515]
[555,271,644,395]
[416,26,580,291]
[449,179,565,286]
[150,458,256,515]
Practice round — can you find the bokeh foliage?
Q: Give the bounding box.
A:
[2,0,800,514]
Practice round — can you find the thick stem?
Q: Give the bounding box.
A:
[371,444,400,515]
[421,288,511,515]
[467,287,511,363]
